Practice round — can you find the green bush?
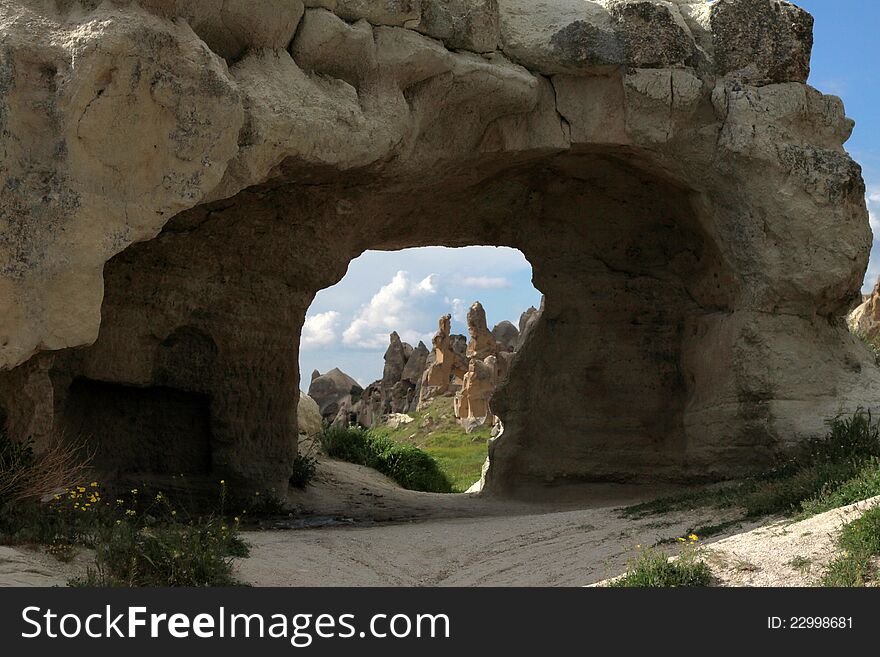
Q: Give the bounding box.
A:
[71,518,249,587]
[610,548,712,588]
[2,477,250,587]
[289,454,317,489]
[801,458,880,517]
[623,409,880,520]
[320,426,453,493]
[822,505,880,587]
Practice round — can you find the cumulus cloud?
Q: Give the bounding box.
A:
[342,271,439,349]
[456,275,511,289]
[864,187,880,292]
[301,311,341,350]
[448,297,467,323]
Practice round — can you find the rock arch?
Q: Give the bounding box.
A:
[0,0,878,494]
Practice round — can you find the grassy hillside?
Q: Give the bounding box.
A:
[373,397,490,493]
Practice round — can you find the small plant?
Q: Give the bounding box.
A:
[68,481,249,587]
[320,426,453,493]
[622,409,880,521]
[0,429,90,509]
[822,505,880,587]
[788,555,812,575]
[289,440,318,488]
[610,536,711,588]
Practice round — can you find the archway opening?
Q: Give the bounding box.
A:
[300,246,542,493]
[2,147,735,502]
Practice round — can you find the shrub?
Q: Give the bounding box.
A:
[0,429,90,510]
[610,542,712,588]
[822,505,880,587]
[71,518,249,587]
[622,409,880,520]
[66,482,249,587]
[801,458,880,517]
[320,426,453,493]
[321,426,374,464]
[371,442,454,493]
[289,454,317,489]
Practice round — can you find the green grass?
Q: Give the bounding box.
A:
[622,409,880,521]
[320,426,453,493]
[357,398,490,493]
[1,478,250,587]
[610,548,712,588]
[822,505,880,587]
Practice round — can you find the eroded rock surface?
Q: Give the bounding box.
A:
[0,0,877,494]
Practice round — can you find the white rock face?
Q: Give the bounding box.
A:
[0,0,877,494]
[297,391,323,437]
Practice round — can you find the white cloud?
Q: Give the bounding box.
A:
[456,275,511,289]
[864,187,880,293]
[342,271,439,349]
[300,311,340,350]
[449,297,467,323]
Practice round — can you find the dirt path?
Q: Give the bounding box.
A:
[239,461,751,586]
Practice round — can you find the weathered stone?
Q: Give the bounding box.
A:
[491,321,519,352]
[308,368,363,421]
[143,0,305,62]
[401,341,430,385]
[423,315,468,394]
[297,390,323,436]
[709,0,813,84]
[0,0,876,496]
[499,0,694,75]
[416,0,500,52]
[517,303,542,349]
[849,279,880,344]
[466,302,498,360]
[455,356,497,431]
[334,0,421,26]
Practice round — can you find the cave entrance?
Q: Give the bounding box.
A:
[300,246,542,493]
[11,147,733,499]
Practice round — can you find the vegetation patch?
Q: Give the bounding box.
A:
[622,409,880,521]
[1,425,250,586]
[821,505,880,587]
[610,536,711,588]
[320,426,453,493]
[372,398,489,492]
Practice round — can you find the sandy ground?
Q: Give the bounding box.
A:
[4,459,877,587]
[237,460,751,586]
[0,545,91,587]
[704,496,880,586]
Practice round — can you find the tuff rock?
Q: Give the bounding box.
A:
[0,0,876,494]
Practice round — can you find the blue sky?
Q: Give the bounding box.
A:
[300,0,880,386]
[300,247,541,386]
[799,0,880,285]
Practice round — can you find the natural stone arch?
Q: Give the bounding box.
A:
[0,0,878,496]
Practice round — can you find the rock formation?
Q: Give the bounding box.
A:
[297,391,323,437]
[308,368,363,422]
[0,0,877,495]
[420,315,469,403]
[332,333,431,427]
[492,321,519,353]
[451,302,519,431]
[517,301,543,349]
[849,278,880,344]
